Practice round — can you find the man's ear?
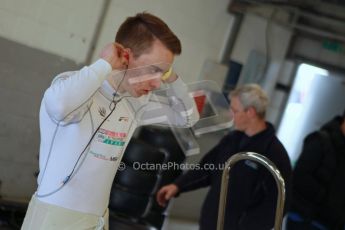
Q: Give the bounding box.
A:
[122,48,132,66]
[114,43,131,66]
[246,106,257,117]
[123,49,129,60]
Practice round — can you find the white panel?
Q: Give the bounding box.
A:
[231,14,268,64]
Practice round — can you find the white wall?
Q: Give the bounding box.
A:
[231,13,293,96]
[92,0,234,83]
[231,13,292,63]
[0,0,104,63]
[0,0,234,83]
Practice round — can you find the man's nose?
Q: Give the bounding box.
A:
[149,79,161,89]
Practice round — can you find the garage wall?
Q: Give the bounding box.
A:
[91,0,235,83]
[0,37,77,201]
[0,0,103,63]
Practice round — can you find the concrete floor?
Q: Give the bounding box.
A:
[162,216,288,230]
[162,217,199,230]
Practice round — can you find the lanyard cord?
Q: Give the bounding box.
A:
[37,66,129,197]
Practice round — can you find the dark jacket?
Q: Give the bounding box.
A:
[174,123,292,230]
[290,116,345,229]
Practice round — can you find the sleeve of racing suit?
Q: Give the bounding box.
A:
[43,59,112,123]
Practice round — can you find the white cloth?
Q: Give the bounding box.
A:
[35,59,199,216]
[21,195,109,230]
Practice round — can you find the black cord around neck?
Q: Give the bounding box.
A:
[63,66,129,184]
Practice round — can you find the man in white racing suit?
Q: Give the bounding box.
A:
[21,12,199,230]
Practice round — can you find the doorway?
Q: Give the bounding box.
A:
[277,63,345,165]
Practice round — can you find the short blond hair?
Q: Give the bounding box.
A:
[229,84,269,118]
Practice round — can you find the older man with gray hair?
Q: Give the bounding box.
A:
[157,84,292,230]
